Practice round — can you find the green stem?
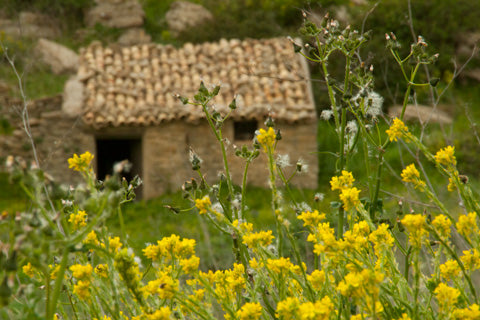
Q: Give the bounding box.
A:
[47,247,70,320]
[118,206,126,241]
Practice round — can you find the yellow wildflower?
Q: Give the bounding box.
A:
[266,257,297,274]
[68,210,87,230]
[276,297,300,319]
[249,258,263,270]
[434,283,460,312]
[298,296,334,320]
[109,236,123,253]
[386,118,409,142]
[297,210,326,227]
[70,264,93,280]
[330,170,355,191]
[401,164,426,190]
[395,314,411,320]
[460,249,480,271]
[440,259,461,281]
[180,256,200,274]
[256,127,276,150]
[83,230,100,246]
[401,214,428,247]
[453,304,480,320]
[142,272,177,299]
[432,214,452,239]
[242,230,274,248]
[73,280,91,300]
[369,223,394,252]
[146,307,171,320]
[307,269,326,290]
[23,262,35,278]
[195,196,211,214]
[236,302,262,320]
[435,145,457,167]
[339,187,361,211]
[68,151,94,171]
[456,212,478,238]
[233,219,254,233]
[94,264,108,278]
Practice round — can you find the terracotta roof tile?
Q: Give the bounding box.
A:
[78,38,316,128]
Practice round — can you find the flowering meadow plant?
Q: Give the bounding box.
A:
[3,15,480,320]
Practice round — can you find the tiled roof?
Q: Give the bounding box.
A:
[78,38,316,128]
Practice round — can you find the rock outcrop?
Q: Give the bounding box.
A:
[165,1,213,36]
[85,0,145,28]
[35,38,79,74]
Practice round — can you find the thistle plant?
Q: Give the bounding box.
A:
[3,14,480,320]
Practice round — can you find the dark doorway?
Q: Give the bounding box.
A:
[234,120,257,141]
[96,138,142,197]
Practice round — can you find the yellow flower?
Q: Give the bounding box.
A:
[146,307,171,320]
[386,118,409,142]
[68,210,87,230]
[70,264,93,280]
[73,280,91,300]
[401,164,426,190]
[456,212,478,238]
[180,256,200,274]
[109,236,123,253]
[266,257,296,274]
[307,269,326,290]
[460,249,480,271]
[339,187,361,211]
[368,223,394,252]
[242,230,274,248]
[297,210,326,227]
[453,304,480,320]
[68,151,94,171]
[249,258,263,270]
[83,230,100,246]
[432,214,452,239]
[94,264,108,278]
[23,262,35,278]
[298,296,334,320]
[330,170,355,191]
[401,214,428,247]
[435,145,457,166]
[434,283,460,312]
[276,297,300,319]
[195,196,211,214]
[440,260,461,281]
[256,127,276,150]
[233,219,254,233]
[142,270,177,299]
[236,302,262,320]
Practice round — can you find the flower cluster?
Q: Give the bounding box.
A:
[256,127,276,150]
[401,164,426,190]
[68,210,87,230]
[435,145,457,167]
[386,118,409,142]
[68,151,94,172]
[330,171,360,211]
[195,195,211,214]
[70,264,93,300]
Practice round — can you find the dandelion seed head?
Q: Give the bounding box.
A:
[277,154,291,168]
[320,110,334,121]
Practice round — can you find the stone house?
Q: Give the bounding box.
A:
[2,37,318,198]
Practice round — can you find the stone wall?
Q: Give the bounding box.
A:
[2,99,317,198]
[142,119,318,198]
[1,95,95,184]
